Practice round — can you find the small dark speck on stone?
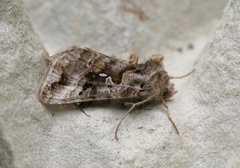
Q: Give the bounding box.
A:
[148,128,155,134]
[188,43,194,50]
[177,47,183,52]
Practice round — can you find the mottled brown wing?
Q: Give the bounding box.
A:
[38,46,140,104]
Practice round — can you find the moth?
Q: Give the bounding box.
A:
[38,46,193,140]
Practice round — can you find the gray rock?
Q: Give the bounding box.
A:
[0,0,49,167]
[0,130,14,168]
[1,0,240,167]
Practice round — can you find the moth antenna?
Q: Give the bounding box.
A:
[115,96,155,141]
[162,100,179,134]
[169,68,195,79]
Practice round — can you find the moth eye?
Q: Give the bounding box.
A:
[108,85,112,88]
[78,91,83,95]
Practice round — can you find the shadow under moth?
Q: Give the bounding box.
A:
[38,46,193,140]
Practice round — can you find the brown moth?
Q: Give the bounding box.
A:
[38,46,193,140]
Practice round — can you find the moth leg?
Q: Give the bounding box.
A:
[115,96,155,141]
[122,102,134,107]
[79,106,91,117]
[75,103,91,117]
[161,100,179,134]
[169,68,195,79]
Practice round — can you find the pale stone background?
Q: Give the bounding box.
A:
[1,0,240,167]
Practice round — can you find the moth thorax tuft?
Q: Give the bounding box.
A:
[150,54,164,64]
[129,54,138,66]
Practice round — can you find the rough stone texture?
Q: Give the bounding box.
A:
[1,0,240,167]
[0,0,48,168]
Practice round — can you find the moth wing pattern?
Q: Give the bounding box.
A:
[38,46,150,104]
[38,46,184,139]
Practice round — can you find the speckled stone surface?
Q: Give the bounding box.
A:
[2,0,240,167]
